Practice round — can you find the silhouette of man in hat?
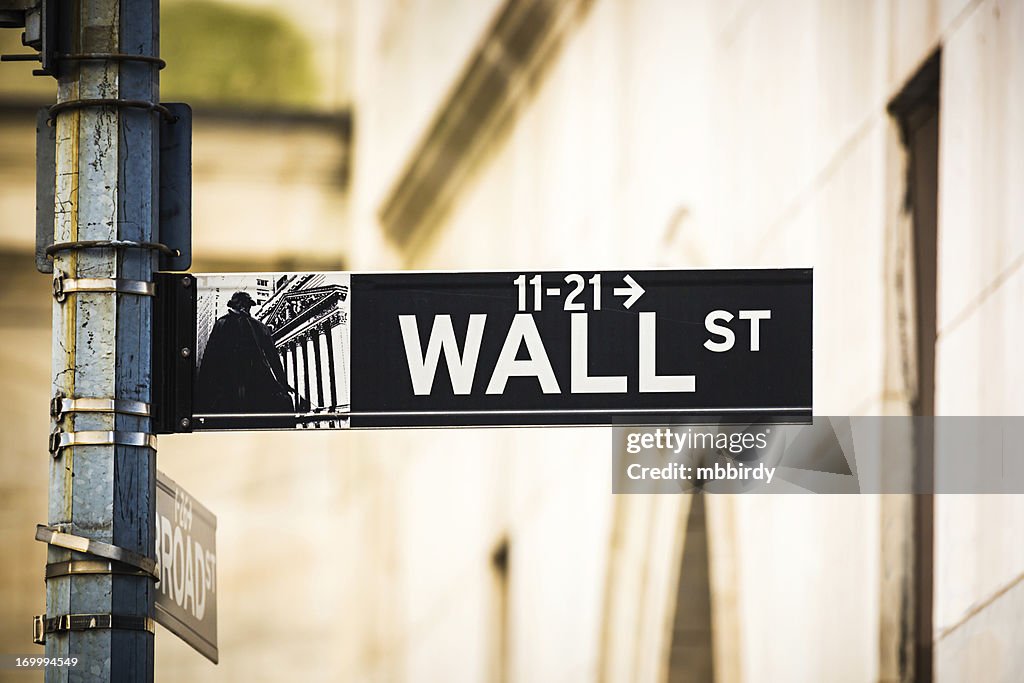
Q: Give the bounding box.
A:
[196,291,295,413]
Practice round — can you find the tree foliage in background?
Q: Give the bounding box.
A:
[162,0,319,109]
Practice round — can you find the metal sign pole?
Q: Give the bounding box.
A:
[45,0,160,679]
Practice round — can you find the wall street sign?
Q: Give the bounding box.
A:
[153,269,812,431]
[154,471,218,664]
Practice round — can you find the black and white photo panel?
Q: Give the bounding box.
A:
[194,273,350,429]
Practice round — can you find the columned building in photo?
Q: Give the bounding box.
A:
[257,274,350,427]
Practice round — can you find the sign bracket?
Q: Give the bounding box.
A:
[152,272,196,434]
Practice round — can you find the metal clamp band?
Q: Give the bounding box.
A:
[33,613,156,645]
[45,239,179,258]
[46,559,153,580]
[35,525,158,577]
[50,396,151,419]
[0,53,40,62]
[59,52,167,69]
[53,274,155,302]
[48,430,157,456]
[48,98,176,122]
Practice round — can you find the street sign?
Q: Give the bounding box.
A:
[154,268,812,431]
[155,471,218,664]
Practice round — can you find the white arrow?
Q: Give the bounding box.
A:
[613,274,645,309]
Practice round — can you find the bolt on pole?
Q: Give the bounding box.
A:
[47,0,159,680]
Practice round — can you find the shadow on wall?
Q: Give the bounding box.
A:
[161,0,319,108]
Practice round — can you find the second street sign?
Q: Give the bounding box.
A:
[155,471,218,663]
[153,268,812,431]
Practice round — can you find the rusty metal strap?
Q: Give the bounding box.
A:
[52,274,155,302]
[33,614,156,645]
[35,525,158,578]
[48,430,157,456]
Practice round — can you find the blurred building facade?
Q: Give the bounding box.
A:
[0,0,1021,682]
[344,0,1024,681]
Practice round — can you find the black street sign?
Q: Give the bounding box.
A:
[154,269,812,431]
